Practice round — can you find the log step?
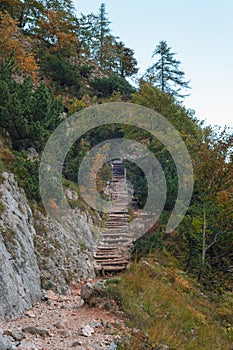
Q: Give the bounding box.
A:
[95,260,129,265]
[97,265,127,272]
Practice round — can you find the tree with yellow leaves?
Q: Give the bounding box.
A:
[36,9,78,54]
[0,11,38,80]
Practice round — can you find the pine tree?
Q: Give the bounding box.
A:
[0,65,63,150]
[115,41,138,78]
[77,13,98,58]
[145,40,190,100]
[96,3,111,69]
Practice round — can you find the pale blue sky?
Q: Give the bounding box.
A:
[74,0,233,128]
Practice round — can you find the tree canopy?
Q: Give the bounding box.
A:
[145,40,190,100]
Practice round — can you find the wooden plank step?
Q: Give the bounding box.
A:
[104,231,129,235]
[109,212,129,215]
[106,227,129,230]
[96,246,119,250]
[95,253,120,257]
[110,218,129,220]
[101,239,131,244]
[93,254,122,259]
[96,265,127,271]
[102,236,131,241]
[105,224,129,227]
[104,229,129,232]
[102,236,130,240]
[98,242,130,247]
[106,224,128,227]
[99,260,128,266]
[98,256,128,262]
[95,248,130,253]
[106,224,129,227]
[108,214,129,217]
[94,256,128,262]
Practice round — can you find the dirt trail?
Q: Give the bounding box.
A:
[1,282,126,350]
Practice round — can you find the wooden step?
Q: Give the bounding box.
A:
[93,254,122,259]
[96,265,127,272]
[101,239,131,245]
[98,260,128,266]
[94,257,128,263]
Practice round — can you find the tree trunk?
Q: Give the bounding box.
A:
[198,205,207,282]
[161,56,165,91]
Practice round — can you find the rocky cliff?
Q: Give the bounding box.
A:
[0,172,41,321]
[33,206,97,294]
[0,172,98,320]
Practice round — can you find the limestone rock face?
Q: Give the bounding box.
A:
[0,173,42,321]
[0,172,98,320]
[34,208,97,294]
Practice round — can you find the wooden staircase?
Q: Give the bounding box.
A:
[94,160,132,274]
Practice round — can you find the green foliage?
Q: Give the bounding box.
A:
[124,160,147,208]
[180,127,233,282]
[0,201,5,214]
[132,229,163,259]
[0,64,63,150]
[78,65,94,79]
[40,52,82,96]
[12,150,40,201]
[114,41,138,78]
[145,40,190,100]
[90,74,134,98]
[0,1,232,304]
[132,82,199,141]
[110,254,233,350]
[0,170,5,184]
[0,0,45,30]
[77,4,138,77]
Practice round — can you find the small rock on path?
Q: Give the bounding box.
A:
[1,282,125,350]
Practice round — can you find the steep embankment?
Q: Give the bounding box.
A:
[0,171,99,321]
[0,172,41,320]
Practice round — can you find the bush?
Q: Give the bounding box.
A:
[12,151,40,201]
[0,65,63,151]
[132,229,163,259]
[89,74,135,99]
[79,65,93,78]
[41,53,82,96]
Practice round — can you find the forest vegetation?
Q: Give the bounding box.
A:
[0,1,232,349]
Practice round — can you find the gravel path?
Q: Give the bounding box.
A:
[1,283,125,350]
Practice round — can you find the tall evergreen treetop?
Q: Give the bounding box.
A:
[97,3,111,68]
[145,40,190,100]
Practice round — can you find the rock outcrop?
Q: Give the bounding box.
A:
[0,173,42,321]
[34,208,97,294]
[0,172,99,320]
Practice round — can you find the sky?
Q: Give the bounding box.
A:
[74,0,233,129]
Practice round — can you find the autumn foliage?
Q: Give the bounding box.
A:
[0,11,38,80]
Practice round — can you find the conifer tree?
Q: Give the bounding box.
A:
[145,40,190,100]
[115,41,138,78]
[96,3,111,69]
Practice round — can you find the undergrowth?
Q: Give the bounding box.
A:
[105,252,233,350]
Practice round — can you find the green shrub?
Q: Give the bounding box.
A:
[12,151,40,201]
[0,202,5,214]
[79,65,93,78]
[89,75,134,99]
[0,64,63,151]
[132,229,163,259]
[41,53,82,96]
[111,256,233,349]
